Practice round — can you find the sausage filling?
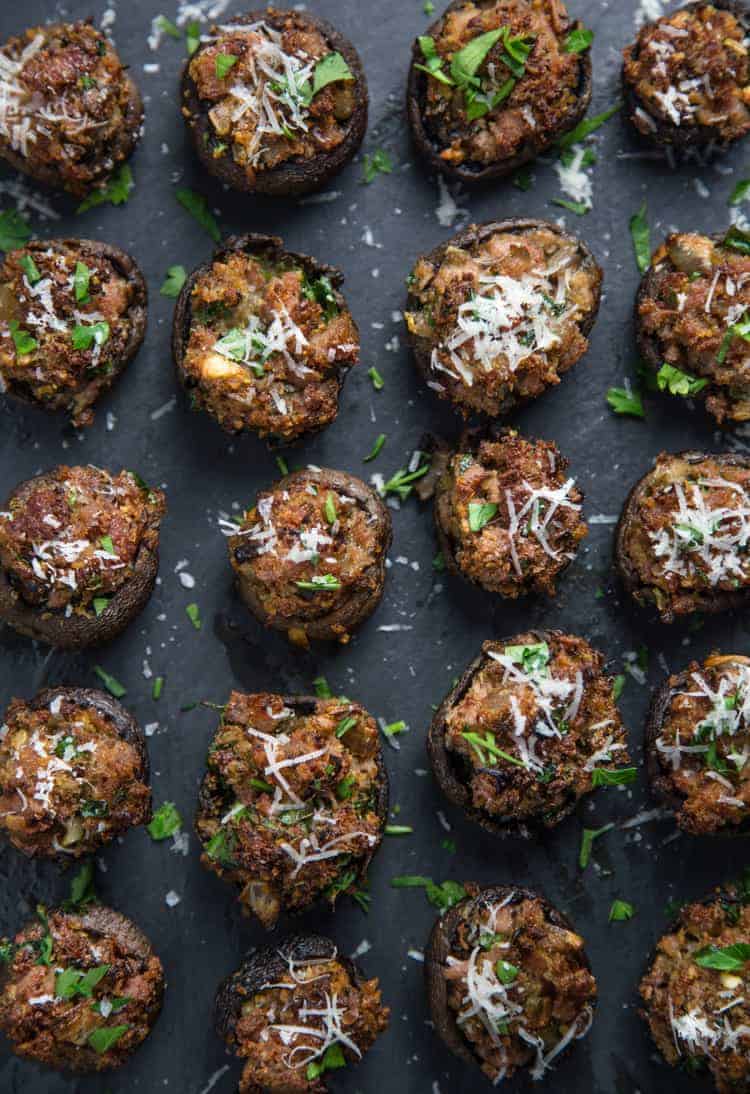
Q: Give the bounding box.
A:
[182,250,358,441]
[405,226,598,416]
[196,692,384,928]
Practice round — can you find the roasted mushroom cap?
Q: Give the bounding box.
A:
[0,685,151,860]
[428,631,628,837]
[195,691,388,928]
[180,9,367,197]
[405,219,602,419]
[0,21,142,197]
[0,904,164,1072]
[615,450,750,622]
[228,467,392,645]
[406,0,593,183]
[425,885,596,1084]
[623,1,750,155]
[172,233,358,445]
[0,466,166,650]
[646,653,750,834]
[0,238,147,426]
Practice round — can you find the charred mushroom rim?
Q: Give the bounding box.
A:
[615,451,750,622]
[0,904,164,1072]
[227,467,391,646]
[404,219,602,419]
[636,229,750,426]
[427,632,630,837]
[215,933,389,1092]
[623,2,750,155]
[0,21,142,197]
[639,885,750,1093]
[195,690,388,929]
[172,234,358,445]
[0,686,151,860]
[406,0,592,183]
[646,653,750,836]
[180,8,367,197]
[433,430,587,599]
[425,885,596,1084]
[0,238,147,427]
[0,464,166,650]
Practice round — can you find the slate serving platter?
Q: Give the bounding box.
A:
[0,1,747,1092]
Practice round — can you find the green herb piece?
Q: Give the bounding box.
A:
[81,799,109,818]
[579,822,614,869]
[8,321,37,356]
[66,862,96,910]
[77,165,134,213]
[176,188,221,242]
[723,225,750,255]
[250,777,275,794]
[381,457,431,502]
[312,52,354,96]
[441,838,456,853]
[147,802,182,841]
[92,597,109,617]
[415,36,454,86]
[0,941,15,964]
[462,730,526,768]
[363,149,393,184]
[99,534,115,555]
[71,321,110,350]
[152,676,164,700]
[186,603,201,629]
[495,960,519,984]
[730,180,750,206]
[450,28,504,83]
[609,899,635,922]
[630,203,651,273]
[19,254,41,284]
[363,434,386,462]
[306,1042,346,1081]
[314,676,333,699]
[74,261,91,303]
[513,168,533,191]
[186,21,201,56]
[0,207,31,251]
[613,674,626,701]
[656,363,708,396]
[215,53,238,78]
[56,964,110,999]
[468,501,498,532]
[424,1,435,12]
[301,273,337,317]
[368,366,384,390]
[694,943,750,971]
[564,27,593,52]
[336,776,356,801]
[160,265,186,297]
[324,492,337,524]
[505,642,550,675]
[558,101,621,150]
[551,198,588,216]
[433,552,445,572]
[156,15,181,38]
[34,906,53,966]
[93,667,126,698]
[391,875,466,910]
[275,455,289,476]
[591,767,637,788]
[336,715,357,738]
[88,1025,129,1054]
[606,386,644,418]
[295,574,342,592]
[382,720,407,738]
[718,310,750,364]
[385,825,413,835]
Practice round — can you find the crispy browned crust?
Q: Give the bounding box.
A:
[425,884,595,1073]
[405,219,602,418]
[2,238,147,425]
[232,467,392,643]
[180,9,368,197]
[622,0,750,155]
[406,0,592,183]
[614,450,750,622]
[0,470,163,651]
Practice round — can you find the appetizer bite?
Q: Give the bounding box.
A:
[615,451,750,622]
[425,885,596,1083]
[640,886,750,1092]
[647,653,750,835]
[0,465,166,649]
[0,686,151,859]
[428,632,630,836]
[0,21,142,197]
[623,2,750,155]
[181,9,367,196]
[215,934,389,1091]
[433,430,587,599]
[195,690,388,928]
[636,229,750,426]
[406,0,592,182]
[172,234,358,445]
[404,219,602,418]
[0,904,164,1072]
[227,467,391,646]
[0,238,147,427]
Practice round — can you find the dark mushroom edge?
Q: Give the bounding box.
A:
[427,631,629,838]
[425,884,596,1084]
[195,691,389,928]
[180,9,368,197]
[404,219,602,419]
[172,233,359,446]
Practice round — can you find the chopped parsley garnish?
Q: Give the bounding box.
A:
[609,899,635,922]
[415,35,454,86]
[186,21,201,56]
[93,597,109,617]
[336,775,356,800]
[186,603,202,629]
[71,321,110,350]
[564,27,593,52]
[311,52,354,97]
[363,149,393,184]
[295,574,342,592]
[155,15,181,38]
[160,265,186,297]
[335,715,357,738]
[468,501,498,532]
[0,941,15,964]
[8,321,37,356]
[175,188,221,243]
[462,730,526,768]
[505,642,549,674]
[578,822,614,869]
[606,385,645,418]
[591,767,637,787]
[557,101,621,150]
[0,207,31,251]
[513,168,533,191]
[65,862,96,910]
[495,960,519,984]
[306,1042,346,1081]
[441,837,456,853]
[382,720,408,739]
[314,676,333,699]
[301,274,338,317]
[56,964,109,999]
[250,777,274,794]
[551,198,588,216]
[729,179,750,206]
[718,310,750,365]
[276,455,289,476]
[613,674,626,701]
[324,492,338,524]
[77,165,134,214]
[380,455,431,501]
[74,261,91,303]
[723,225,750,255]
[391,875,466,910]
[385,824,413,835]
[99,534,115,554]
[630,202,651,273]
[34,905,53,966]
[19,253,41,284]
[152,676,164,700]
[656,363,708,396]
[147,802,182,841]
[81,799,109,818]
[215,53,238,79]
[363,434,386,462]
[93,666,126,698]
[433,552,446,572]
[368,365,384,390]
[87,1025,129,1054]
[694,943,750,971]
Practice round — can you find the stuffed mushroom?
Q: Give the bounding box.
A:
[406,0,592,183]
[0,686,151,859]
[425,885,596,1084]
[615,451,750,622]
[215,933,389,1092]
[195,690,388,928]
[404,219,602,418]
[180,9,367,197]
[172,234,358,445]
[428,631,630,837]
[227,467,391,646]
[433,430,587,599]
[639,887,750,1092]
[646,653,750,835]
[623,2,750,156]
[0,464,166,649]
[0,238,147,426]
[0,904,164,1072]
[0,21,142,197]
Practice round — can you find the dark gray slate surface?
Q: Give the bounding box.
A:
[0,0,748,1091]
